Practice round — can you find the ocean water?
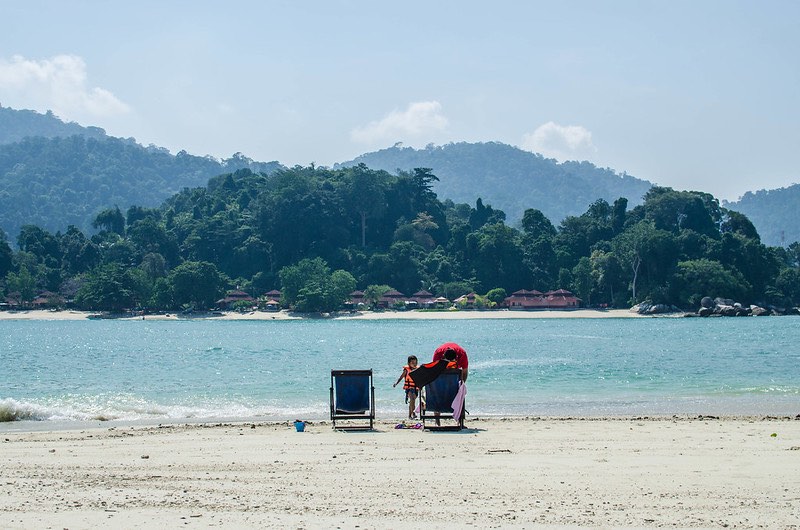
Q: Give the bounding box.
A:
[1,317,798,428]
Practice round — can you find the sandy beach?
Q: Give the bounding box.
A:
[1,417,798,529]
[0,308,647,321]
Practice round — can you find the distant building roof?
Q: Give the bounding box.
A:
[225,290,253,299]
[511,289,543,296]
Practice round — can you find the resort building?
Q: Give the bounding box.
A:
[410,290,436,309]
[377,289,406,309]
[504,289,581,309]
[216,290,256,309]
[454,292,478,309]
[264,289,282,300]
[346,290,367,310]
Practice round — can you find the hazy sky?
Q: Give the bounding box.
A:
[1,1,798,201]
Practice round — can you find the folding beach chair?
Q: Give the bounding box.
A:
[330,369,375,430]
[420,368,465,431]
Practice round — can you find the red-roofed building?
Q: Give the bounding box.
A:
[216,290,255,309]
[454,292,478,309]
[505,288,580,309]
[32,291,65,309]
[378,289,406,309]
[264,289,282,299]
[344,290,367,310]
[411,290,436,308]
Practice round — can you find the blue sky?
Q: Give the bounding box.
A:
[1,0,798,201]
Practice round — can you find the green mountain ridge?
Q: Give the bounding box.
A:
[0,105,109,144]
[336,142,655,225]
[1,105,797,247]
[0,107,282,240]
[724,185,800,246]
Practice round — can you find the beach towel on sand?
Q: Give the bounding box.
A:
[408,359,450,388]
[451,382,467,421]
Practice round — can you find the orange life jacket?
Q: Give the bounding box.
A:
[403,365,418,390]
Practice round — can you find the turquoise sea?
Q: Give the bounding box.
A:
[1,317,798,428]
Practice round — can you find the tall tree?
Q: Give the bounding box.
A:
[612,221,656,303]
[0,229,13,278]
[521,208,557,239]
[167,261,227,309]
[92,206,126,236]
[344,164,387,247]
[75,263,138,311]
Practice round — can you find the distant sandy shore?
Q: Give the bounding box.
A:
[0,308,649,321]
[2,416,798,528]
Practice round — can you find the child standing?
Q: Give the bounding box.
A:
[392,355,419,419]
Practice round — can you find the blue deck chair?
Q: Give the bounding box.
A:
[420,368,465,431]
[330,369,375,430]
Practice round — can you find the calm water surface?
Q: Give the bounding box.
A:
[2,317,798,427]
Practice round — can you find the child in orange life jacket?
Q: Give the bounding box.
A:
[392,355,419,419]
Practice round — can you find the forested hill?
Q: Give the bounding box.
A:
[336,142,654,225]
[0,105,109,144]
[0,108,283,240]
[724,184,800,246]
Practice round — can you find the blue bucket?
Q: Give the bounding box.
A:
[294,420,305,432]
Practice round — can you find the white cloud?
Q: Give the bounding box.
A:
[521,121,597,162]
[351,101,448,145]
[0,54,130,119]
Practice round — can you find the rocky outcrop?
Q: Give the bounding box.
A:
[630,302,683,315]
[633,297,799,317]
[693,297,799,317]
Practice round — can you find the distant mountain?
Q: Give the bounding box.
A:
[0,105,109,144]
[336,142,654,225]
[725,184,800,246]
[0,107,282,240]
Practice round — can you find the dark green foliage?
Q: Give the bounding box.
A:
[0,229,13,278]
[465,222,527,293]
[75,263,142,311]
[93,207,126,236]
[278,257,356,313]
[5,266,37,302]
[485,288,507,305]
[672,259,751,307]
[774,268,800,306]
[522,208,557,239]
[59,226,100,275]
[1,150,795,312]
[155,261,227,310]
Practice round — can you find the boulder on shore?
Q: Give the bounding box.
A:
[695,297,779,317]
[631,302,682,315]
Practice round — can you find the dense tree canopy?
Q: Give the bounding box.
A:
[1,163,797,313]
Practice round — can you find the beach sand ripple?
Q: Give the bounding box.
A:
[2,417,799,528]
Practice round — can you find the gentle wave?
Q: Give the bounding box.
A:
[3,318,799,423]
[737,386,800,395]
[470,357,579,369]
[0,398,60,422]
[0,396,329,423]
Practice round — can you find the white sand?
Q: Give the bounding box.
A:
[0,308,647,322]
[2,417,798,528]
